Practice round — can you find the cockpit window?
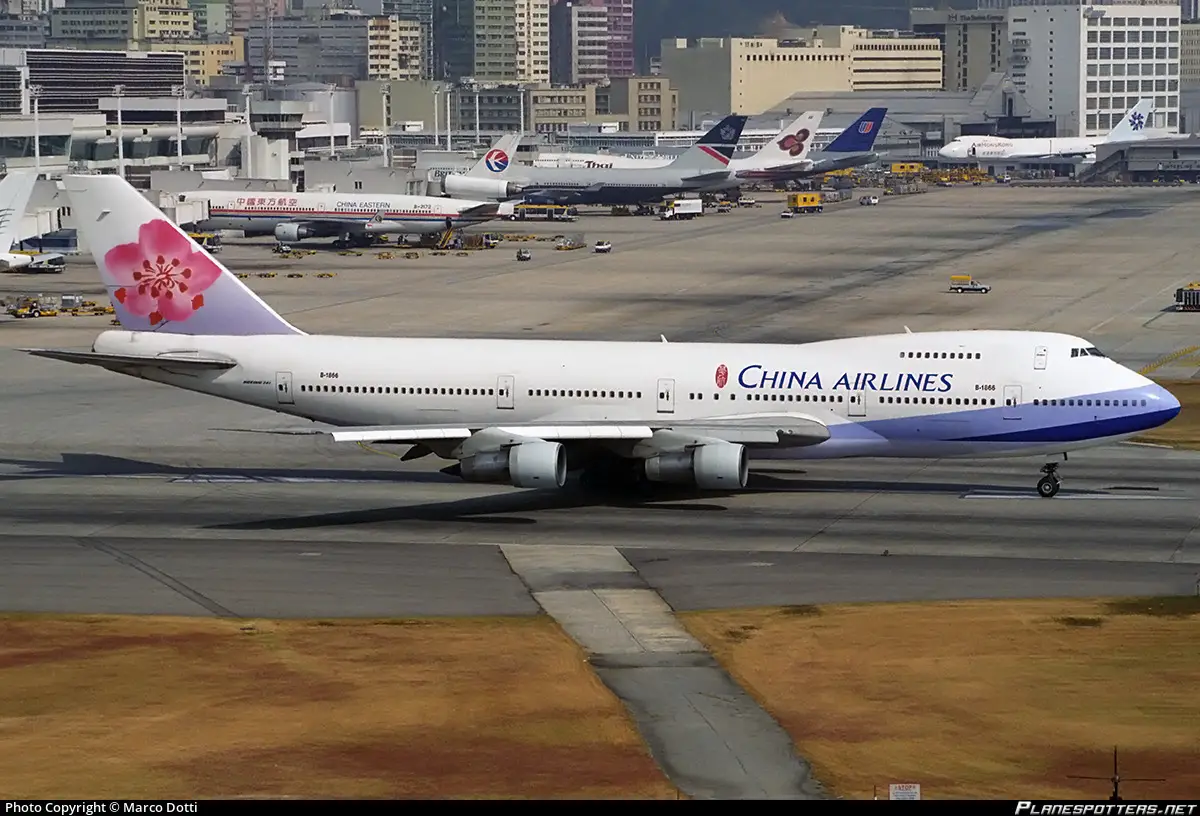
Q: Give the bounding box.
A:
[1086,347,1106,357]
[1070,347,1107,358]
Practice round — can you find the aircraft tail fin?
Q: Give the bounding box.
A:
[0,170,38,253]
[62,174,305,336]
[667,115,748,171]
[749,111,824,167]
[465,133,521,178]
[824,107,887,153]
[1105,98,1152,142]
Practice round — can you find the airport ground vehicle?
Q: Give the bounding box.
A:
[780,210,795,219]
[6,294,59,318]
[716,201,733,213]
[187,232,223,253]
[786,192,823,214]
[516,249,532,261]
[950,274,991,294]
[658,199,703,220]
[859,195,880,206]
[594,241,612,253]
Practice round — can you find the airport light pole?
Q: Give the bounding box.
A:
[29,83,41,179]
[327,84,336,158]
[432,87,439,146]
[112,84,126,179]
[242,83,253,179]
[171,84,185,170]
[380,84,391,167]
[444,84,452,151]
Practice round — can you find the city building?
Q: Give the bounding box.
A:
[515,0,550,83]
[0,48,187,115]
[550,0,609,84]
[433,0,546,83]
[49,0,196,49]
[911,7,1009,92]
[659,27,942,123]
[149,37,244,85]
[980,0,1181,136]
[190,0,232,36]
[1181,19,1200,130]
[0,16,47,49]
[243,11,418,86]
[230,0,283,36]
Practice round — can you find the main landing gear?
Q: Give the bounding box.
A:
[1037,462,1062,498]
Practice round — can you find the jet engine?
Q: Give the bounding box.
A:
[274,223,313,243]
[459,440,567,489]
[0,252,34,270]
[643,442,749,490]
[443,175,523,200]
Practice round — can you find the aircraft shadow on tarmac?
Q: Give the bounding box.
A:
[0,452,1078,530]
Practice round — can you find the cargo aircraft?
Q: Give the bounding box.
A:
[23,175,1181,499]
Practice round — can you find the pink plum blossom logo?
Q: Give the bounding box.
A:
[104,220,222,327]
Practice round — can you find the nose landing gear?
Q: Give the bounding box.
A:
[1037,462,1062,498]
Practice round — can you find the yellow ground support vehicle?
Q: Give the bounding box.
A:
[6,295,59,318]
[786,192,823,214]
[187,232,223,253]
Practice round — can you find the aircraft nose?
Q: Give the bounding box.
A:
[938,144,957,159]
[1142,381,1181,427]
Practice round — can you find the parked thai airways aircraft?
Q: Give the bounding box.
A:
[176,188,501,247]
[532,111,824,181]
[527,108,888,187]
[23,175,1181,499]
[0,170,43,271]
[939,99,1154,161]
[442,115,747,205]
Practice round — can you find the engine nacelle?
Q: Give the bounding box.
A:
[459,440,567,489]
[643,442,748,490]
[274,223,313,243]
[0,252,33,270]
[443,174,523,200]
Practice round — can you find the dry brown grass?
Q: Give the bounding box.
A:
[682,598,1200,800]
[0,614,678,799]
[1136,379,1200,448]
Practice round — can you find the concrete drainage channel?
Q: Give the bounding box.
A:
[500,544,826,800]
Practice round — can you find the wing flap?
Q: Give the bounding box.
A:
[21,348,238,370]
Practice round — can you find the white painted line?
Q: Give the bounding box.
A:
[963,492,1188,500]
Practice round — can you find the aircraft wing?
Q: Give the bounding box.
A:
[222,413,831,453]
[22,348,238,372]
[680,171,734,183]
[459,202,502,218]
[1015,151,1095,160]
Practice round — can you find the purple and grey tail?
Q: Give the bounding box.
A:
[63,174,304,337]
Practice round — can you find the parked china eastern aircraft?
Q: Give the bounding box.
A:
[0,170,48,271]
[939,99,1154,162]
[177,188,501,247]
[442,115,747,205]
[26,175,1181,499]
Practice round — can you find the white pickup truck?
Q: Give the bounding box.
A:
[950,279,991,294]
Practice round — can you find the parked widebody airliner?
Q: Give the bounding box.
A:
[527,108,887,189]
[26,175,1181,499]
[939,99,1156,162]
[176,188,501,247]
[442,115,747,205]
[0,170,63,271]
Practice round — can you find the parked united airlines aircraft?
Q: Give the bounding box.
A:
[176,188,501,247]
[442,115,746,205]
[939,99,1155,161]
[26,175,1181,499]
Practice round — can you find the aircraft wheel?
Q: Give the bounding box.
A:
[1036,476,1060,498]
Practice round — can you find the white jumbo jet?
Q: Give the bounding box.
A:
[0,170,45,271]
[24,175,1181,499]
[939,99,1157,162]
[177,188,501,246]
[533,111,824,181]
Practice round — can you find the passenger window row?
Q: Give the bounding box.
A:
[879,396,996,405]
[687,392,841,403]
[527,388,642,399]
[901,351,981,360]
[1034,397,1146,407]
[300,384,496,396]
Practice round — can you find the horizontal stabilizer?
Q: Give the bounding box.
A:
[22,347,238,370]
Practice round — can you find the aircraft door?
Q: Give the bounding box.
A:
[275,371,294,405]
[496,375,515,410]
[1034,346,1048,370]
[848,391,866,418]
[656,378,675,414]
[1003,385,1022,420]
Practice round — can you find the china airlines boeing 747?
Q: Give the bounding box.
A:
[24,175,1181,498]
